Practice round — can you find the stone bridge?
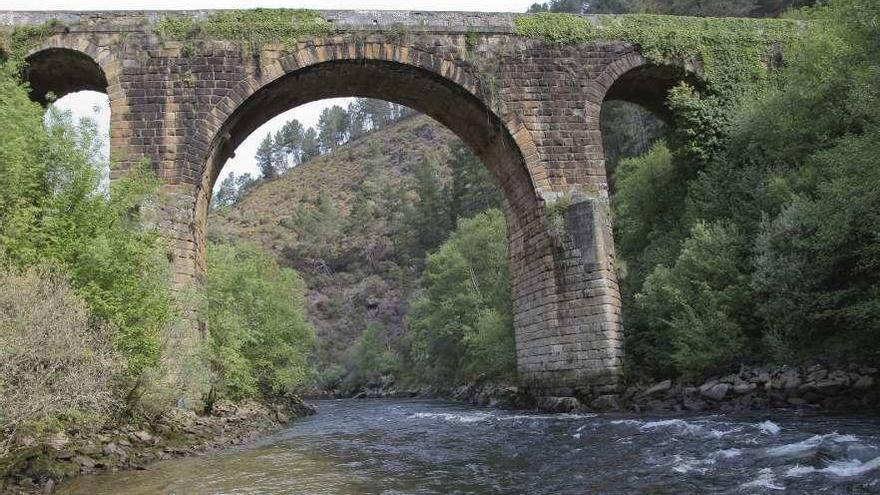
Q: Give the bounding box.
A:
[1,9,726,399]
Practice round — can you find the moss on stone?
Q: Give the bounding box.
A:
[155,9,334,50]
[0,22,55,64]
[514,13,803,96]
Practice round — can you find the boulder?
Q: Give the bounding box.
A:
[620,385,640,402]
[102,442,126,457]
[132,430,153,444]
[536,396,582,413]
[752,370,771,385]
[700,383,730,401]
[54,450,75,460]
[698,380,719,393]
[682,397,707,412]
[853,375,875,389]
[46,432,69,451]
[72,455,96,469]
[770,369,801,390]
[813,370,850,394]
[77,442,102,456]
[719,374,740,384]
[805,366,828,383]
[643,380,672,397]
[590,395,621,411]
[733,382,757,395]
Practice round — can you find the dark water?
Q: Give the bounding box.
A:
[58,399,880,494]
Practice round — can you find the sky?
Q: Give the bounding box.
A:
[26,0,537,188]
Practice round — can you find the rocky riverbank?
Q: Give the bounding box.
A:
[337,364,880,415]
[619,363,880,414]
[1,398,316,494]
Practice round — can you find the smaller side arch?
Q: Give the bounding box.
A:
[591,49,701,121]
[23,47,107,105]
[24,35,132,173]
[23,35,122,106]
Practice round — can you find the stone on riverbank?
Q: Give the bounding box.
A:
[1,398,316,494]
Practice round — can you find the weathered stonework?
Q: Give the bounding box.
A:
[2,10,684,398]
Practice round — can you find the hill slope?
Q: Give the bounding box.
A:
[209,115,499,373]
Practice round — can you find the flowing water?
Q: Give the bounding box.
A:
[58,399,880,494]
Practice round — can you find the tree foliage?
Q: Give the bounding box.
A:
[213,172,257,209]
[206,241,315,401]
[615,0,880,377]
[345,323,401,389]
[407,209,515,383]
[237,98,416,186]
[0,71,173,380]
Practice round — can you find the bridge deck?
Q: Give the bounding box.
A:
[0,10,527,34]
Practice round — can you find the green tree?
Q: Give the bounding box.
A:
[301,127,321,162]
[281,189,346,272]
[407,209,515,383]
[402,152,453,262]
[274,118,306,168]
[448,143,503,222]
[317,105,350,152]
[345,323,400,388]
[212,172,257,208]
[527,0,585,13]
[256,133,277,179]
[601,101,666,188]
[0,93,172,382]
[635,221,751,377]
[206,241,315,401]
[616,0,880,377]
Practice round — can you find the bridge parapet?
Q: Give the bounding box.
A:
[1,10,521,34]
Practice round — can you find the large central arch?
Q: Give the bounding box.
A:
[192,40,551,390]
[199,57,540,214]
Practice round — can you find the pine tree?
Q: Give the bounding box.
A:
[256,134,277,179]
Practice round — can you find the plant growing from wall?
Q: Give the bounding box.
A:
[155,9,335,56]
[514,13,802,98]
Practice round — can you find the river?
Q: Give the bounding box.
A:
[57,398,880,494]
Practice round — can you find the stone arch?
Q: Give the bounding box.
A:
[24,36,128,166]
[24,36,122,104]
[589,49,702,193]
[592,51,698,121]
[24,47,106,105]
[184,38,555,390]
[198,40,542,210]
[192,39,545,272]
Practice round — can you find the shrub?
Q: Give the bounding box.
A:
[0,62,174,410]
[636,221,750,378]
[345,323,400,388]
[0,266,121,454]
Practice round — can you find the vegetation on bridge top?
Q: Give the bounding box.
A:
[0,22,53,64]
[155,9,334,50]
[515,13,804,95]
